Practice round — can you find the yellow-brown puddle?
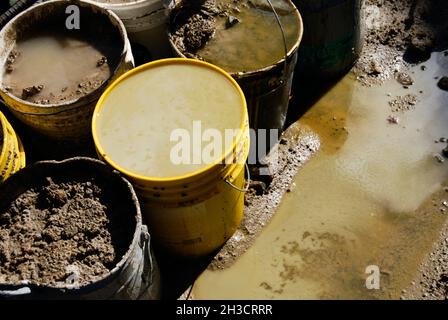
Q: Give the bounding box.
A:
[193,52,448,299]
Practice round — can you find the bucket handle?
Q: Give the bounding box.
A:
[265,0,289,83]
[224,162,251,193]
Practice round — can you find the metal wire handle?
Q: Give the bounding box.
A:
[224,162,251,193]
[265,0,289,83]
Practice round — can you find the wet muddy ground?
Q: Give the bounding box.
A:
[175,0,448,300]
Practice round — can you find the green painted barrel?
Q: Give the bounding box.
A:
[293,0,363,78]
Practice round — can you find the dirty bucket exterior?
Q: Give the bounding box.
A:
[0,111,25,183]
[0,158,160,300]
[169,0,303,134]
[0,0,135,141]
[90,0,174,59]
[92,59,250,257]
[136,138,248,257]
[293,0,363,78]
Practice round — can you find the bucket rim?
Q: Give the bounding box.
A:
[168,0,304,78]
[0,112,9,165]
[0,0,130,111]
[0,157,143,293]
[87,0,165,9]
[92,58,249,184]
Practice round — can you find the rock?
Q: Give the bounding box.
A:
[395,72,414,86]
[22,85,44,99]
[437,77,448,91]
[226,15,240,28]
[96,56,107,67]
[443,146,448,158]
[387,115,399,124]
[434,154,445,163]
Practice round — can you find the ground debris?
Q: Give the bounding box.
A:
[388,94,418,112]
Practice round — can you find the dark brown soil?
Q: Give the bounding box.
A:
[354,0,448,86]
[0,176,133,287]
[169,0,255,57]
[169,0,219,56]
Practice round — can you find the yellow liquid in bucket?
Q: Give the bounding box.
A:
[95,63,243,178]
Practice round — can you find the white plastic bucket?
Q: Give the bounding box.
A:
[91,0,174,59]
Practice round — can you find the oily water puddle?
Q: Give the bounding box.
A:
[192,52,448,299]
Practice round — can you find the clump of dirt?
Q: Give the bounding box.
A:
[4,50,19,74]
[395,71,414,86]
[354,0,448,86]
[388,93,418,112]
[169,0,219,56]
[169,0,254,57]
[0,176,133,287]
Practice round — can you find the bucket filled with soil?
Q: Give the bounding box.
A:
[169,0,303,133]
[92,58,250,257]
[91,0,175,59]
[0,157,160,299]
[0,111,25,184]
[0,0,134,141]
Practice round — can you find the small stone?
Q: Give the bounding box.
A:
[22,85,43,99]
[434,154,445,163]
[440,137,447,143]
[96,56,107,67]
[226,15,240,28]
[442,201,448,208]
[437,77,448,91]
[387,115,399,124]
[443,146,448,158]
[395,72,414,86]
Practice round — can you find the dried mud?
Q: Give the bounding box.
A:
[353,0,448,86]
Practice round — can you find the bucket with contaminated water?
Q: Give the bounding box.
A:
[92,58,250,257]
[0,0,134,141]
[169,0,303,133]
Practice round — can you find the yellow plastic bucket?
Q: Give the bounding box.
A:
[0,111,25,183]
[92,58,250,257]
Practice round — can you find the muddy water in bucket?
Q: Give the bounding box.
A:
[170,0,302,145]
[196,0,300,73]
[93,59,249,257]
[0,0,133,141]
[3,30,116,104]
